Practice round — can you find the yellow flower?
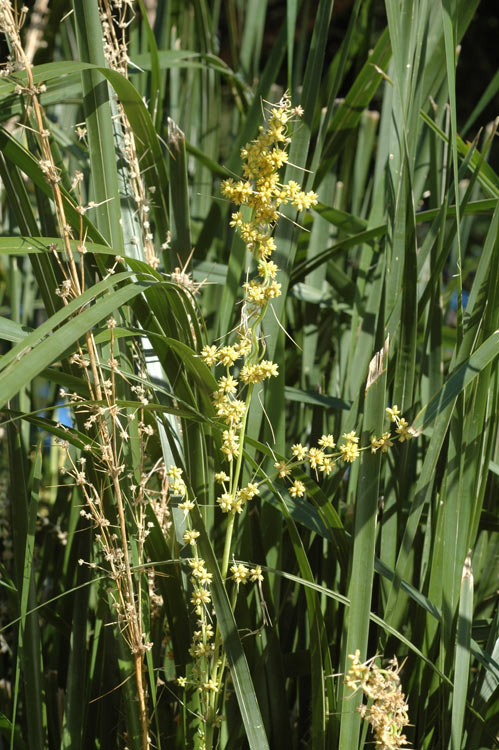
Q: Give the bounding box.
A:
[189,558,207,578]
[258,259,278,278]
[318,434,336,449]
[274,461,290,478]
[256,237,276,259]
[217,492,234,513]
[198,569,213,585]
[243,280,267,305]
[200,344,218,366]
[178,498,194,516]
[240,361,279,384]
[291,189,318,211]
[264,280,281,298]
[370,432,394,453]
[291,443,308,461]
[340,441,360,463]
[202,679,219,693]
[217,345,240,366]
[222,429,240,461]
[217,375,238,394]
[396,418,413,443]
[190,641,214,658]
[308,447,325,469]
[191,588,211,607]
[229,211,243,227]
[320,457,333,475]
[230,563,249,584]
[183,529,200,545]
[290,480,306,498]
[215,397,246,427]
[239,483,259,501]
[342,431,359,443]
[236,336,252,356]
[250,565,264,582]
[386,405,401,422]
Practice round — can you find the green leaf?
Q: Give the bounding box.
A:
[412,331,499,434]
[0,277,153,408]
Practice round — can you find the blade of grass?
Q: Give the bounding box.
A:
[450,554,473,750]
[59,527,92,750]
[8,435,45,750]
[411,332,499,435]
[73,0,123,251]
[338,339,387,750]
[168,119,192,269]
[0,278,153,408]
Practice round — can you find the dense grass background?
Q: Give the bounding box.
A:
[0,1,498,748]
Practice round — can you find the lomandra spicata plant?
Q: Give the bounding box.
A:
[345,650,410,750]
[183,94,319,746]
[1,1,498,750]
[178,94,414,749]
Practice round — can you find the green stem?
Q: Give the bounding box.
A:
[207,583,239,745]
[220,512,236,583]
[206,379,255,747]
[205,291,269,747]
[219,381,254,582]
[230,384,254,499]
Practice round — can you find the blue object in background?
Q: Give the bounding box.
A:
[55,401,73,428]
[41,399,73,447]
[449,290,469,311]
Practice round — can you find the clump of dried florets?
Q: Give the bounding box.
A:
[345,650,410,750]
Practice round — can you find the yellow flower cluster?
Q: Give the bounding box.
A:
[213,391,246,427]
[345,650,409,750]
[290,480,306,498]
[190,583,210,617]
[216,482,260,515]
[178,497,194,516]
[370,405,414,452]
[177,488,265,701]
[183,529,200,545]
[370,432,393,453]
[202,341,280,461]
[240,360,279,383]
[339,431,360,463]
[230,562,264,585]
[178,97,317,713]
[208,359,279,460]
[276,432,360,497]
[221,427,240,462]
[276,407,414,497]
[243,278,281,303]
[177,513,219,697]
[200,95,319,471]
[221,92,318,310]
[167,465,186,496]
[200,339,251,368]
[189,557,213,586]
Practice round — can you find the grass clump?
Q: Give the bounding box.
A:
[0,1,497,749]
